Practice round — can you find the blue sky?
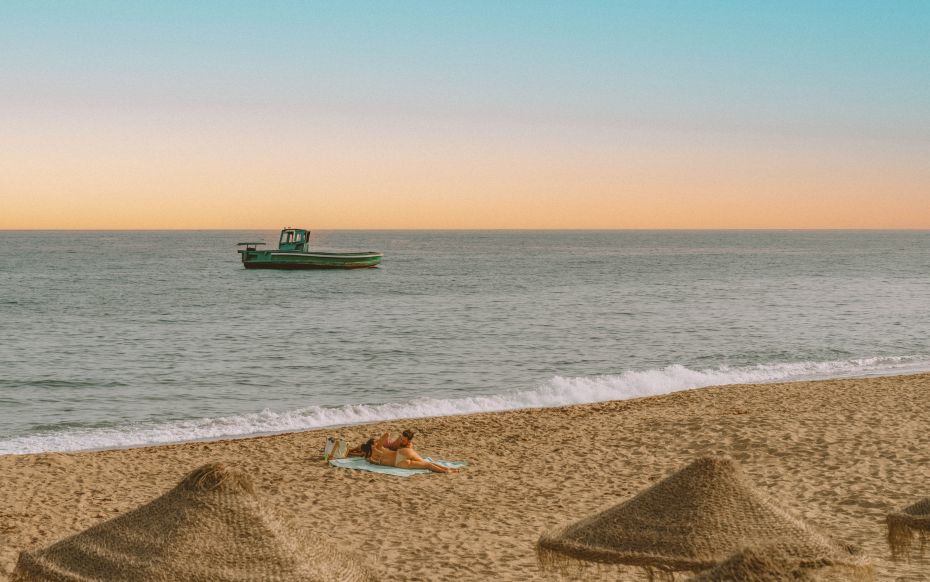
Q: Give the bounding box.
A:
[5,2,927,132]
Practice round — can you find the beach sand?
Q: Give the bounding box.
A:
[2,373,929,581]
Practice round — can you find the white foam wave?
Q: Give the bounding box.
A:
[3,355,929,455]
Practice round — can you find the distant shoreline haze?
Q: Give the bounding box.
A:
[2,181,929,230]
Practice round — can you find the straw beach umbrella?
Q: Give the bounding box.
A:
[13,462,376,582]
[886,497,930,560]
[687,545,872,582]
[537,456,867,579]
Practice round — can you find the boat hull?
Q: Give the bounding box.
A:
[239,250,382,269]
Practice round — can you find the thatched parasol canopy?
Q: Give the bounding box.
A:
[13,462,376,582]
[537,456,866,577]
[887,497,930,561]
[687,545,872,582]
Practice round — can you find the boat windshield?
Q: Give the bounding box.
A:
[280,230,305,244]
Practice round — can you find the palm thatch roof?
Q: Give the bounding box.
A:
[537,456,866,578]
[887,497,930,561]
[13,462,376,582]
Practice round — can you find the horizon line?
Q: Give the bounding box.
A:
[2,227,929,232]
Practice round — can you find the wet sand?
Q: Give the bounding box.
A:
[2,374,929,580]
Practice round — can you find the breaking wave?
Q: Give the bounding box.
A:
[2,354,928,454]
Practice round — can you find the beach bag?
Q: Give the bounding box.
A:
[323,437,348,461]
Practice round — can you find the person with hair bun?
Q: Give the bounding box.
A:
[377,429,416,451]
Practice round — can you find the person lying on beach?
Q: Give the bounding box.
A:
[360,438,459,473]
[347,429,415,457]
[378,429,415,450]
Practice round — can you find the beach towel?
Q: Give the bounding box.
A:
[329,456,466,477]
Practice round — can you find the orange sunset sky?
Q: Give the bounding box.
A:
[2,2,928,230]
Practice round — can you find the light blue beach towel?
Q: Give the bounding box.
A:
[329,456,466,477]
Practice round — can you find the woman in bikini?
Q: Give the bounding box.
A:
[347,429,414,458]
[360,438,459,473]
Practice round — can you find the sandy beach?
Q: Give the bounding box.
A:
[2,373,929,581]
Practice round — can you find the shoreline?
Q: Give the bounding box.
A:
[2,373,929,580]
[5,356,930,457]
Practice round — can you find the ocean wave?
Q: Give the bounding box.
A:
[2,354,928,455]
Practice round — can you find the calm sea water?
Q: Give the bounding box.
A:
[1,230,928,454]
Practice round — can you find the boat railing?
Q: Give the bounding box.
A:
[236,241,266,251]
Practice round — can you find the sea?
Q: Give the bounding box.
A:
[1,230,928,455]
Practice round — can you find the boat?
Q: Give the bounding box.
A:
[236,228,382,269]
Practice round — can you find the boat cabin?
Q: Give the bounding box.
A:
[278,228,310,252]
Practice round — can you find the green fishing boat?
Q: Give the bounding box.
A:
[237,228,382,269]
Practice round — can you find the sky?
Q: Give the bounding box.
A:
[1,1,928,229]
